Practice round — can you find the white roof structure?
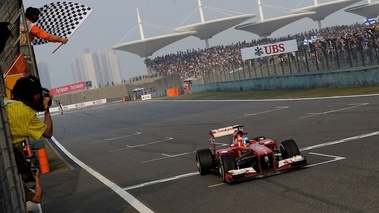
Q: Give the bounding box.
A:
[112,8,196,58]
[292,0,362,28]
[174,14,256,41]
[174,0,255,48]
[113,0,255,56]
[235,0,319,37]
[345,1,379,18]
[235,12,315,37]
[112,31,196,58]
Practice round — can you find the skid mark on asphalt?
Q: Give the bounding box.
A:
[124,131,379,190]
[298,103,368,119]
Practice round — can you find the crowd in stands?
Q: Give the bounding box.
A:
[140,21,379,80]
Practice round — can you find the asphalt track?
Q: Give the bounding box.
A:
[40,95,379,213]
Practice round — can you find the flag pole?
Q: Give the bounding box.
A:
[52,43,63,54]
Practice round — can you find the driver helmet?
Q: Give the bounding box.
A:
[242,136,249,145]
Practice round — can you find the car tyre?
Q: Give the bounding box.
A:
[219,154,236,182]
[196,149,214,175]
[280,139,300,159]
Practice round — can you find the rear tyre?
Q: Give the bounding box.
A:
[219,154,236,182]
[196,149,214,175]
[280,139,300,159]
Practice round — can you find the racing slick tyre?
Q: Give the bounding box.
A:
[196,149,214,175]
[219,154,237,182]
[280,139,300,159]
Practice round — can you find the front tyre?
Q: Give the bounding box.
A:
[196,149,214,175]
[219,154,236,182]
[280,139,300,159]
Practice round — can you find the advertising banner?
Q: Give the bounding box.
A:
[50,82,86,96]
[241,39,298,61]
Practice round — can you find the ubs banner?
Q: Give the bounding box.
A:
[49,82,86,96]
[240,39,298,61]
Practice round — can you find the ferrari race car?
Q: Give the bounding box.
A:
[196,124,307,183]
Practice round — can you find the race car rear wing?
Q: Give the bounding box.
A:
[209,124,243,152]
[210,124,243,138]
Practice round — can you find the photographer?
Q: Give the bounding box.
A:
[5,75,53,203]
[6,76,53,145]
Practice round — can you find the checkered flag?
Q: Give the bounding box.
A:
[32,1,93,45]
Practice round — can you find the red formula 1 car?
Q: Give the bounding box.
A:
[196,124,307,183]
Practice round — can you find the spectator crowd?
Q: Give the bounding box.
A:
[140,21,379,81]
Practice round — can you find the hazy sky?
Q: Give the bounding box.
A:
[24,0,370,88]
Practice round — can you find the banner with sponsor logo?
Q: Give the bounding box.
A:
[49,81,86,96]
[241,39,298,61]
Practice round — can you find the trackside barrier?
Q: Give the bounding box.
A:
[37,148,50,174]
[38,98,107,115]
[141,94,152,100]
[166,88,180,96]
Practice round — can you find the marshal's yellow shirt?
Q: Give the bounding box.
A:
[5,101,47,145]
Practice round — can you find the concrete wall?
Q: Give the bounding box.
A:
[191,65,379,93]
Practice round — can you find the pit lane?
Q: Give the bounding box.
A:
[44,95,379,213]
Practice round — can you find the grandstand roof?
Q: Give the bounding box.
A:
[112,31,196,58]
[345,2,379,18]
[291,0,362,21]
[234,12,315,38]
[174,14,255,40]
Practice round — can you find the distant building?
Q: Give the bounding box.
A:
[37,62,52,89]
[72,47,122,88]
[96,47,122,87]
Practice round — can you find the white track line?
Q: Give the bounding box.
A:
[123,172,199,191]
[300,131,379,151]
[306,152,346,167]
[51,136,154,213]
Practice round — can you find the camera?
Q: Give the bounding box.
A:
[42,87,52,107]
[31,167,38,174]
